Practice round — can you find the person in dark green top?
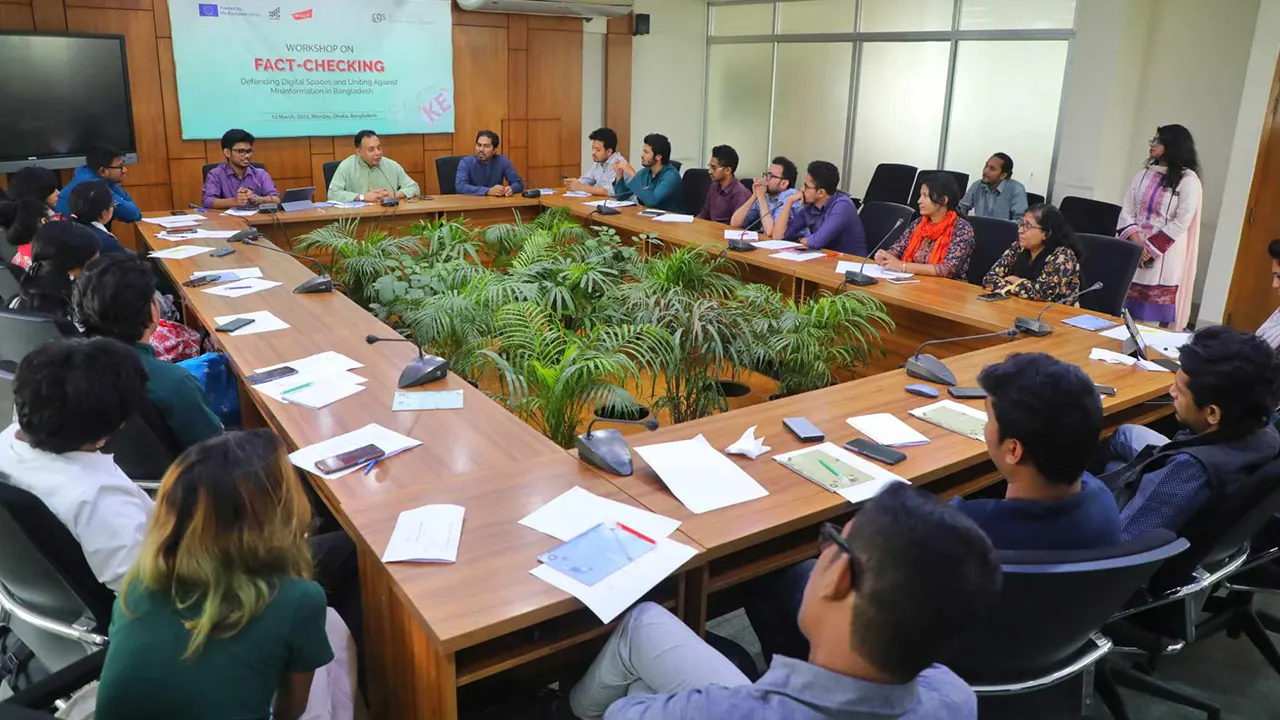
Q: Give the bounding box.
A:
[73,254,223,450]
[96,430,334,720]
[613,132,684,212]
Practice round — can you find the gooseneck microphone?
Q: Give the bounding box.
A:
[577,413,660,477]
[365,334,450,388]
[228,228,332,294]
[843,217,906,288]
[1014,281,1104,337]
[905,327,1019,386]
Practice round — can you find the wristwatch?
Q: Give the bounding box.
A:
[357,193,365,202]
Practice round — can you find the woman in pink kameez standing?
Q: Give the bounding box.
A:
[1117,124,1202,330]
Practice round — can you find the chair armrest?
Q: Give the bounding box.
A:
[1111,543,1251,621]
[0,583,108,647]
[970,633,1112,695]
[3,648,105,710]
[133,481,161,493]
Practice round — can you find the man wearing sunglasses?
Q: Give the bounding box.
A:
[57,144,141,225]
[559,483,999,719]
[201,129,280,209]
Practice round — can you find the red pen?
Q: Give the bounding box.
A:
[616,522,656,545]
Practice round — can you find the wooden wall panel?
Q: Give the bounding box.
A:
[424,134,454,151]
[311,136,336,157]
[605,33,633,161]
[32,0,67,31]
[527,120,561,169]
[451,24,509,156]
[528,28,582,176]
[151,0,166,36]
[0,3,35,30]
[507,49,528,121]
[451,3,505,27]
[507,12,526,50]
[169,156,205,211]
[380,135,425,174]
[65,0,152,9]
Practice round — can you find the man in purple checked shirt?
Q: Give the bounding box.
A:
[202,129,280,210]
[776,160,866,256]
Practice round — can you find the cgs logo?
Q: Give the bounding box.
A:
[371,13,386,22]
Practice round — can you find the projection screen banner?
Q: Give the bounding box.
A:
[168,0,455,139]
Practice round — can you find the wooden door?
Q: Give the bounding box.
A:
[1224,52,1280,331]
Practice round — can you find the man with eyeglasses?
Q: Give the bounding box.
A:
[57,144,141,225]
[776,160,866,256]
[201,129,280,209]
[730,156,799,239]
[551,483,997,720]
[696,145,751,224]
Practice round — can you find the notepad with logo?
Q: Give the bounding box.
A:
[537,522,657,586]
[777,448,875,492]
[908,400,987,441]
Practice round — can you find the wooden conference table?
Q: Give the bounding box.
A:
[135,196,1174,719]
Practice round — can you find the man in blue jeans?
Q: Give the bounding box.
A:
[562,483,999,719]
[1098,325,1280,540]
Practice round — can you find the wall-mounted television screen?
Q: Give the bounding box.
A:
[0,32,137,173]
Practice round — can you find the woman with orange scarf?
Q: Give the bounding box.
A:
[875,173,976,279]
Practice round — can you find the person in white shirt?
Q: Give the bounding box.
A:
[0,337,153,592]
[566,127,628,197]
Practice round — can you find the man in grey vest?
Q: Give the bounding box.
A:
[1098,325,1280,541]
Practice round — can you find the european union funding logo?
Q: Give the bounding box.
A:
[198,3,218,17]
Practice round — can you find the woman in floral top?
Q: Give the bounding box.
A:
[876,172,975,279]
[983,203,1082,303]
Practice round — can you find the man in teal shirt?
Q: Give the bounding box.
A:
[327,130,421,203]
[613,133,683,212]
[74,255,223,450]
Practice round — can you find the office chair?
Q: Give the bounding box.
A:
[0,309,76,373]
[200,161,267,182]
[1102,455,1280,720]
[910,169,970,208]
[740,178,753,194]
[0,481,115,675]
[101,399,182,482]
[0,648,104,717]
[948,531,1187,720]
[857,201,914,252]
[681,168,711,218]
[668,159,682,172]
[0,263,19,307]
[1027,192,1047,207]
[1077,233,1143,316]
[860,163,918,205]
[1060,196,1122,236]
[964,216,1019,286]
[435,155,464,195]
[322,159,342,192]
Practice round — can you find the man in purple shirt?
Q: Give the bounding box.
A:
[201,129,279,209]
[557,483,998,720]
[777,160,867,256]
[697,145,751,224]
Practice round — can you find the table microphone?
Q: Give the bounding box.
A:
[905,327,1019,386]
[725,209,767,252]
[843,218,906,288]
[576,415,661,476]
[365,334,450,388]
[595,188,636,216]
[228,228,333,294]
[1014,281,1104,337]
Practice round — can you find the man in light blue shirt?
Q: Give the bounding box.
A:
[561,483,998,720]
[730,155,799,239]
[567,127,627,198]
[958,152,1028,221]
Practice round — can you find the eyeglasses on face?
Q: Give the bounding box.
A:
[230,147,255,155]
[106,164,125,171]
[1018,221,1043,232]
[763,172,781,181]
[818,522,859,585]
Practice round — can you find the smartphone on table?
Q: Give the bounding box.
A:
[244,366,298,386]
[315,444,385,474]
[844,438,907,466]
[977,292,1011,302]
[214,317,255,333]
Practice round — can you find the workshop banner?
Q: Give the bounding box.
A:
[168,0,454,139]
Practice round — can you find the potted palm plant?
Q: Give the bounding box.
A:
[294,215,424,304]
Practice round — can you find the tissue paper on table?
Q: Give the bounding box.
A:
[725,425,771,459]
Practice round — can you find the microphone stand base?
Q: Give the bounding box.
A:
[595,205,621,216]
[842,271,879,287]
[575,429,634,476]
[727,239,756,252]
[293,275,334,294]
[1014,317,1053,336]
[398,355,450,388]
[904,353,957,386]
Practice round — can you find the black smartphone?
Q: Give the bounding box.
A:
[1094,384,1117,397]
[182,275,217,288]
[170,210,187,215]
[315,444,384,474]
[211,247,236,257]
[783,417,824,442]
[948,387,988,400]
[214,317,256,333]
[244,366,298,385]
[844,438,907,465]
[977,292,1011,302]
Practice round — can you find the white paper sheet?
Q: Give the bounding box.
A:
[1089,347,1137,366]
[519,486,681,543]
[772,442,907,504]
[141,214,206,225]
[149,245,216,260]
[158,229,241,241]
[382,504,465,563]
[288,423,422,480]
[633,434,769,514]
[392,390,464,411]
[530,537,698,623]
[254,351,364,376]
[192,267,264,281]
[651,213,695,223]
[770,251,825,262]
[325,201,371,208]
[1098,325,1190,359]
[751,239,803,250]
[253,369,368,403]
[564,191,591,198]
[584,199,637,208]
[211,310,290,337]
[724,229,758,241]
[1137,359,1173,373]
[202,278,283,298]
[834,261,913,279]
[222,208,260,217]
[846,414,930,447]
[281,382,367,409]
[537,188,556,195]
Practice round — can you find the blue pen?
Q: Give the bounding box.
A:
[363,446,411,474]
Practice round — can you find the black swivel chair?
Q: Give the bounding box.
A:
[0,648,105,717]
[0,368,12,425]
[102,399,183,482]
[0,263,19,307]
[910,169,970,207]
[682,168,711,218]
[668,160,682,172]
[200,161,267,182]
[1060,196,1123,236]
[859,163,918,205]
[435,155,465,196]
[322,160,342,193]
[0,309,76,374]
[741,178,754,194]
[949,531,1188,720]
[964,216,1019,286]
[1027,192,1047,207]
[1076,233,1143,316]
[858,201,914,253]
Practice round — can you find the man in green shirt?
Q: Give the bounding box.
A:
[73,255,223,450]
[613,132,683,212]
[326,129,421,203]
